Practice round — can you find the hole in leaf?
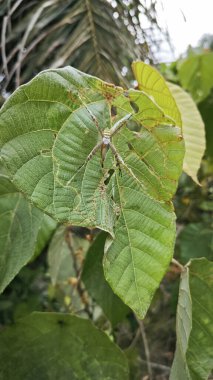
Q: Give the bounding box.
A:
[127,142,134,150]
[130,100,139,113]
[111,106,117,116]
[104,169,115,185]
[57,319,65,327]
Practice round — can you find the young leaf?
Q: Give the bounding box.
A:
[132,61,182,126]
[170,259,213,380]
[0,312,129,380]
[82,232,130,326]
[0,66,184,317]
[178,52,213,103]
[168,82,205,184]
[0,175,56,293]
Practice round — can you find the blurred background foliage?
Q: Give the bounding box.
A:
[0,1,212,379]
[0,0,170,93]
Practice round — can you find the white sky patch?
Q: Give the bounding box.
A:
[155,0,213,61]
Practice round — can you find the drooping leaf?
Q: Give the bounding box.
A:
[170,259,213,380]
[82,232,129,326]
[178,52,213,103]
[178,223,213,264]
[0,66,184,317]
[132,61,182,126]
[0,312,129,380]
[168,82,206,183]
[0,175,56,293]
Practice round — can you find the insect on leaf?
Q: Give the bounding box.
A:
[0,66,184,317]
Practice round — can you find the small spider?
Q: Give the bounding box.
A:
[79,99,133,170]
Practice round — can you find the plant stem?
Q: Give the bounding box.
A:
[66,229,92,318]
[171,258,184,272]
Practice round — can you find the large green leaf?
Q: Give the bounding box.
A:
[0,175,56,293]
[170,259,213,380]
[168,82,205,183]
[0,66,184,317]
[82,232,129,326]
[132,61,182,126]
[0,312,129,379]
[178,52,213,103]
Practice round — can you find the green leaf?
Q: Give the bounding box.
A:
[0,312,129,380]
[178,223,213,264]
[0,66,184,317]
[170,259,213,380]
[0,175,56,293]
[48,225,90,285]
[198,90,213,159]
[167,82,206,183]
[82,232,129,326]
[132,61,182,126]
[178,52,213,103]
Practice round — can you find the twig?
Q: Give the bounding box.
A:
[171,258,184,272]
[66,230,92,318]
[15,0,55,87]
[128,329,170,376]
[128,327,141,349]
[1,16,9,79]
[136,317,153,379]
[138,357,170,373]
[9,0,25,16]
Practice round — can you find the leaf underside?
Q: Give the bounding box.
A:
[170,259,213,380]
[168,82,205,183]
[0,66,184,317]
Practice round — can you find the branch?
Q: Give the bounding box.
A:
[66,229,92,318]
[1,16,9,79]
[138,357,170,373]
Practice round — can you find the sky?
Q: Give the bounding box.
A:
[155,0,213,61]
